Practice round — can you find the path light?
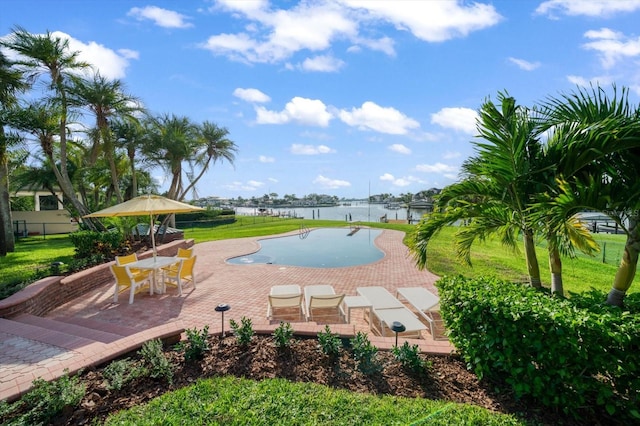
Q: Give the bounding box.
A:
[215,303,231,338]
[391,321,405,347]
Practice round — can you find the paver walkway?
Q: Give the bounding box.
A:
[0,228,452,402]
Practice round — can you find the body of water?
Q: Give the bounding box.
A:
[226,227,383,268]
[234,201,428,223]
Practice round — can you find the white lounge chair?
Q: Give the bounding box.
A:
[304,285,345,323]
[396,287,446,340]
[357,286,426,338]
[267,285,305,321]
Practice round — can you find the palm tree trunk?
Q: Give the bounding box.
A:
[0,132,15,255]
[56,90,100,230]
[523,230,542,288]
[127,148,137,198]
[549,247,563,295]
[607,216,640,307]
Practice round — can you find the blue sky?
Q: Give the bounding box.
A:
[3,0,640,200]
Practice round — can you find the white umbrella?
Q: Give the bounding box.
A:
[84,194,204,258]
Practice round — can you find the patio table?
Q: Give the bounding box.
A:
[127,256,179,294]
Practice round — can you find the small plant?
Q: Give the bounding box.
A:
[273,321,294,349]
[230,316,254,346]
[392,341,430,375]
[317,325,342,358]
[176,325,210,361]
[102,358,146,390]
[350,331,381,375]
[139,339,173,384]
[19,370,86,424]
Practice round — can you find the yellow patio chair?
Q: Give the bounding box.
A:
[164,255,197,296]
[115,253,143,276]
[177,247,193,258]
[162,247,194,274]
[109,263,152,304]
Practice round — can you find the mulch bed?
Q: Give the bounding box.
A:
[4,335,614,425]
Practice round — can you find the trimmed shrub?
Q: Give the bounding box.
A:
[69,230,126,259]
[437,275,640,422]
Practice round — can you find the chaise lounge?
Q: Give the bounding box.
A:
[356,286,426,338]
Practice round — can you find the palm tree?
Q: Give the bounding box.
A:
[411,92,545,287]
[1,26,98,229]
[111,117,147,199]
[0,50,29,255]
[142,114,200,200]
[67,73,144,203]
[536,85,640,306]
[179,121,237,201]
[3,102,85,214]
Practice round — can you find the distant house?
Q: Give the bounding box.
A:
[11,190,79,236]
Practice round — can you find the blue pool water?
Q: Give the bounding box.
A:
[227,228,384,268]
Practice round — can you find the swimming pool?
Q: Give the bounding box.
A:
[226,228,384,268]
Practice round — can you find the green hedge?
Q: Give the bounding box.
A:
[436,276,640,422]
[69,230,126,259]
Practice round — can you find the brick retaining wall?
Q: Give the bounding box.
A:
[0,239,194,319]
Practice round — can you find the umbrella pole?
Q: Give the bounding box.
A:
[150,214,157,260]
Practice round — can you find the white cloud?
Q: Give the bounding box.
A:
[225,180,265,191]
[582,28,640,69]
[443,151,461,160]
[339,101,420,135]
[259,155,275,163]
[290,144,336,155]
[247,180,264,188]
[313,175,351,189]
[415,163,457,173]
[256,97,333,126]
[352,36,395,56]
[342,0,502,42]
[233,88,271,103]
[380,173,395,181]
[300,55,345,72]
[23,31,136,79]
[388,144,411,155]
[379,173,423,187]
[431,107,477,134]
[567,74,613,87]
[202,1,500,66]
[127,6,193,28]
[508,57,540,71]
[536,0,640,18]
[203,1,356,63]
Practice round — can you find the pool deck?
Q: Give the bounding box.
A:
[0,228,452,402]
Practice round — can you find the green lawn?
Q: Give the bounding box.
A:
[104,376,524,426]
[424,226,634,295]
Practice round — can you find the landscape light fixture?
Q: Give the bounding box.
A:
[215,303,231,337]
[391,321,406,347]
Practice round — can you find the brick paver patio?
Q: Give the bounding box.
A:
[0,227,452,402]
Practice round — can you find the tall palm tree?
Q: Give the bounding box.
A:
[536,85,640,306]
[143,114,199,200]
[0,50,29,255]
[411,92,545,287]
[179,121,237,201]
[67,73,143,203]
[1,26,98,229]
[111,117,147,199]
[3,101,84,215]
